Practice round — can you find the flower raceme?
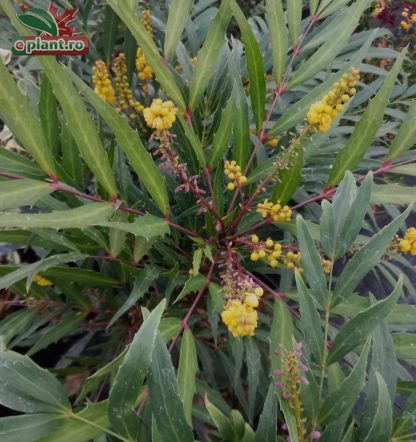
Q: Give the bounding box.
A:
[224,160,247,190]
[307,68,360,132]
[256,199,292,221]
[92,60,116,106]
[143,99,177,130]
[400,8,416,31]
[136,48,154,81]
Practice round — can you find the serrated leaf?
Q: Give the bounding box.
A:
[328,49,406,186]
[164,0,192,59]
[109,211,128,259]
[108,299,165,439]
[148,334,194,442]
[192,248,203,276]
[295,270,324,363]
[387,103,416,161]
[66,68,169,212]
[333,206,411,305]
[177,329,198,425]
[296,215,328,307]
[0,414,64,442]
[106,0,186,109]
[108,266,159,327]
[0,179,53,211]
[319,338,371,425]
[189,1,232,109]
[174,274,206,303]
[0,350,70,413]
[328,275,402,364]
[255,383,277,442]
[228,0,266,131]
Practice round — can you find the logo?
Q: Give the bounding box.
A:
[12,1,89,56]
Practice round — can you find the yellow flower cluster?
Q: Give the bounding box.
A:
[141,9,153,35]
[113,53,144,115]
[143,98,177,130]
[33,275,53,286]
[398,227,416,256]
[284,251,302,271]
[224,161,247,190]
[307,68,360,132]
[400,9,416,31]
[221,287,264,337]
[322,258,332,274]
[250,235,283,268]
[136,48,154,81]
[92,60,116,106]
[256,199,292,222]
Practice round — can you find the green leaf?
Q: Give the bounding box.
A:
[0,310,39,348]
[177,113,207,169]
[39,75,59,155]
[164,0,192,60]
[174,274,205,303]
[98,213,170,241]
[109,211,128,259]
[108,299,165,439]
[328,49,406,186]
[0,149,44,180]
[0,203,114,230]
[209,88,235,167]
[243,424,256,442]
[160,317,181,343]
[255,383,277,442]
[288,0,370,90]
[228,0,266,131]
[319,338,371,425]
[204,395,235,442]
[0,414,64,442]
[328,275,402,364]
[371,184,416,205]
[309,0,319,14]
[0,350,70,413]
[148,334,194,442]
[295,270,324,363]
[177,329,198,425]
[67,68,169,212]
[17,8,57,36]
[0,59,56,175]
[102,6,119,65]
[296,215,328,307]
[287,0,302,47]
[189,1,232,110]
[192,248,203,275]
[333,206,411,304]
[0,252,87,291]
[0,179,53,210]
[362,372,392,442]
[108,266,159,327]
[106,0,186,110]
[28,312,86,356]
[41,402,110,442]
[387,103,416,161]
[265,0,288,84]
[246,338,261,422]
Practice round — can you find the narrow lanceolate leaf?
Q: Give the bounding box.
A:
[255,383,277,442]
[0,414,64,442]
[0,203,114,230]
[246,338,261,422]
[108,266,159,327]
[319,338,371,425]
[228,0,266,131]
[296,215,329,307]
[177,114,207,168]
[189,1,232,110]
[66,68,169,212]
[39,75,59,154]
[295,270,324,363]
[309,0,319,15]
[0,60,56,175]
[333,206,411,305]
[288,0,370,90]
[209,89,235,167]
[328,275,402,365]
[265,0,288,84]
[164,0,192,60]
[371,184,416,205]
[102,6,119,65]
[0,179,53,210]
[0,350,70,413]
[362,373,392,442]
[148,335,194,442]
[287,0,302,47]
[386,103,416,161]
[0,252,87,291]
[204,395,235,442]
[108,299,166,439]
[177,329,198,425]
[328,49,406,186]
[106,0,186,109]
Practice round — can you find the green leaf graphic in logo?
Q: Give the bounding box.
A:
[17,8,58,36]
